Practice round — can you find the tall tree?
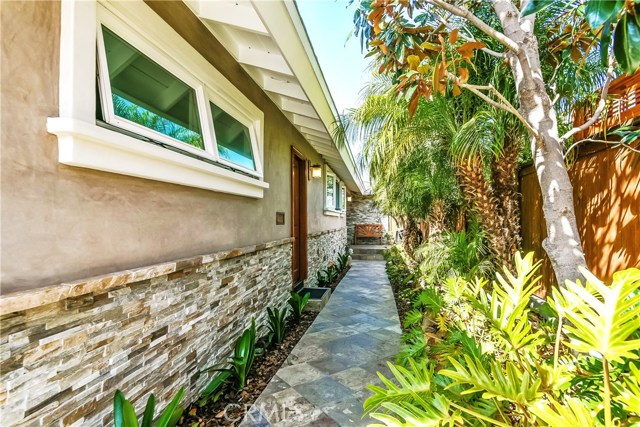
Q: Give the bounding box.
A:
[352,0,638,285]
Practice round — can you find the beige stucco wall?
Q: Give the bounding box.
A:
[0,0,345,294]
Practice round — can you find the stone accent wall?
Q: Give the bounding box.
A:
[306,227,348,287]
[347,194,384,244]
[0,238,293,426]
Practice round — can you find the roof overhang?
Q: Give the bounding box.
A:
[183,0,365,194]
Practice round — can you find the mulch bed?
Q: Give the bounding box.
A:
[179,266,351,427]
[327,265,350,293]
[179,311,317,426]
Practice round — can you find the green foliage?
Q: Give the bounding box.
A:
[365,249,640,426]
[317,261,340,287]
[202,319,259,392]
[113,388,184,427]
[198,371,230,407]
[337,249,350,272]
[288,290,311,322]
[267,306,289,345]
[230,319,258,390]
[417,220,493,287]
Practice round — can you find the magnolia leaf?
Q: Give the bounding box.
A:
[407,55,420,70]
[421,41,440,51]
[457,41,486,60]
[449,28,459,44]
[585,0,623,30]
[452,84,462,96]
[614,11,640,74]
[457,67,469,84]
[521,0,555,17]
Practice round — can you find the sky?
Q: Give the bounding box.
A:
[297,0,373,116]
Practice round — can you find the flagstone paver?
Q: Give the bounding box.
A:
[240,260,401,427]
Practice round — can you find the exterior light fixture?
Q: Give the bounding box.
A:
[347,196,353,202]
[310,164,322,179]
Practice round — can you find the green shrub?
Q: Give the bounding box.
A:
[201,319,258,393]
[113,388,184,427]
[365,252,640,427]
[288,291,311,322]
[267,306,289,345]
[337,249,349,271]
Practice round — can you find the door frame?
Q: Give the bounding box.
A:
[291,147,308,285]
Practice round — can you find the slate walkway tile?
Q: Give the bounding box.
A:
[308,354,363,374]
[330,366,380,392]
[322,397,370,427]
[276,363,326,387]
[242,260,400,426]
[293,376,354,407]
[286,344,329,364]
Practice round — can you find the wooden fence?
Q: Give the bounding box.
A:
[520,142,640,297]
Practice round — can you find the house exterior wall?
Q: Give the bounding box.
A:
[0,239,293,425]
[0,0,345,295]
[306,227,348,287]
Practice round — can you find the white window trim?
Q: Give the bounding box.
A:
[323,166,345,217]
[48,0,268,198]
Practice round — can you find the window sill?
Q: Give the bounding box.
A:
[47,117,269,198]
[323,209,345,217]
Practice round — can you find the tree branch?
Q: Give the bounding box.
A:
[435,15,506,58]
[564,138,640,159]
[428,0,520,52]
[560,61,615,142]
[457,80,539,137]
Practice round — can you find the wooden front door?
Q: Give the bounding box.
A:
[291,148,308,285]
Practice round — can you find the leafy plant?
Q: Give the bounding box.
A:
[198,371,230,407]
[364,251,640,427]
[267,306,289,345]
[316,269,330,287]
[288,290,311,322]
[113,388,184,427]
[202,319,258,392]
[337,249,350,272]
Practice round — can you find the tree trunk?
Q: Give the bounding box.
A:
[491,135,522,259]
[458,156,511,267]
[403,217,421,257]
[494,0,587,285]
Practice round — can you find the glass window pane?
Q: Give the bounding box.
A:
[326,175,335,208]
[210,102,255,171]
[102,26,204,149]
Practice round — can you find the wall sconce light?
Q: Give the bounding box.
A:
[310,164,322,179]
[347,196,353,202]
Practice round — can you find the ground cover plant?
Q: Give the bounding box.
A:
[370,247,640,427]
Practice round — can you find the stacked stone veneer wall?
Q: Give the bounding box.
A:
[347,194,384,245]
[0,238,293,426]
[306,227,348,287]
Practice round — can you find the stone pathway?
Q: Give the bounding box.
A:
[240,260,401,427]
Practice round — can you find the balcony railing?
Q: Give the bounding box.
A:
[573,71,640,141]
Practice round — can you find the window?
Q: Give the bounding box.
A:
[326,173,336,209]
[96,22,263,176]
[98,26,205,152]
[48,1,268,198]
[210,102,256,171]
[325,167,346,214]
